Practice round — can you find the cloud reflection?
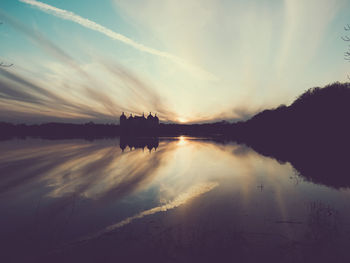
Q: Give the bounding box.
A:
[107,181,218,229]
[0,139,177,201]
[80,181,218,242]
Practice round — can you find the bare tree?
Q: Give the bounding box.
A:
[342,24,350,63]
[0,62,13,67]
[0,21,13,67]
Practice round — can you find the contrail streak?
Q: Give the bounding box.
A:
[19,0,216,80]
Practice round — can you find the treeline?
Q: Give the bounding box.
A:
[0,122,120,140]
[231,82,350,144]
[230,82,350,188]
[0,121,231,139]
[158,122,230,136]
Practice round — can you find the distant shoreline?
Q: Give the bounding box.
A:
[1,82,349,141]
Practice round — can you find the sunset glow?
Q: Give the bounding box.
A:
[0,0,349,124]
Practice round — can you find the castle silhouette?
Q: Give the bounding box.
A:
[120,112,159,135]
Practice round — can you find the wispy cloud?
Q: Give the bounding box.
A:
[19,0,215,80]
[0,12,180,123]
[0,9,76,68]
[0,62,178,123]
[0,67,119,123]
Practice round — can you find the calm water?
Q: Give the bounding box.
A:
[0,137,349,262]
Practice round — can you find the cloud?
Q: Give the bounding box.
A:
[181,105,260,124]
[0,67,65,103]
[0,61,179,123]
[0,78,45,106]
[5,0,342,124]
[0,9,76,68]
[276,0,341,71]
[0,68,120,122]
[100,60,178,121]
[0,12,180,123]
[113,0,347,119]
[19,0,215,80]
[0,64,175,123]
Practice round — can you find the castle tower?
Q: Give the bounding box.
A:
[120,112,126,126]
[154,113,159,125]
[147,112,153,120]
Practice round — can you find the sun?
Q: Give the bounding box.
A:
[177,117,188,123]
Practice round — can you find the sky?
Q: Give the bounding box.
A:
[0,0,349,124]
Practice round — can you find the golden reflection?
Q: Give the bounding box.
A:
[177,136,188,146]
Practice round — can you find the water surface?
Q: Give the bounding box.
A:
[0,137,349,262]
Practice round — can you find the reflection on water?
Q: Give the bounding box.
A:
[0,137,349,262]
[83,181,218,242]
[120,136,159,152]
[0,138,171,200]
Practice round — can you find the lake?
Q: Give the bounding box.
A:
[0,137,349,262]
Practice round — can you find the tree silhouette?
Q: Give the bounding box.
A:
[0,22,13,67]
